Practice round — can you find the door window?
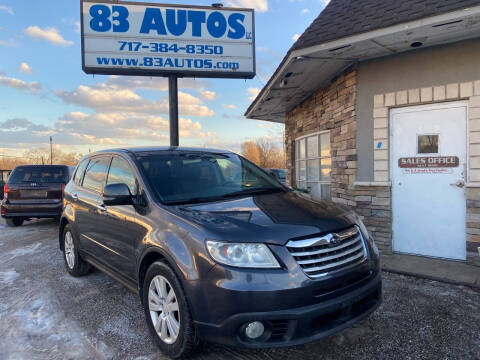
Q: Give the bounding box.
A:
[417,134,439,154]
[295,132,331,200]
[73,159,89,185]
[106,157,137,195]
[82,157,111,193]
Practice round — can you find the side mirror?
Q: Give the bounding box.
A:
[103,183,133,206]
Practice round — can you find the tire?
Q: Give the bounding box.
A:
[62,224,91,277]
[6,217,23,227]
[142,261,197,358]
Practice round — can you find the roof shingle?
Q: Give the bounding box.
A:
[292,0,480,51]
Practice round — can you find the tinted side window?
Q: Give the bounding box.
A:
[83,157,111,193]
[73,159,89,185]
[107,157,137,195]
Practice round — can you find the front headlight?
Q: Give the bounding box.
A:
[206,241,280,268]
[355,216,379,256]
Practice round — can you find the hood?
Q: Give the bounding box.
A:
[171,191,356,246]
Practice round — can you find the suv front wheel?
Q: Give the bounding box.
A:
[142,261,197,358]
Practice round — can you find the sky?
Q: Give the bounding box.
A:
[0,0,329,158]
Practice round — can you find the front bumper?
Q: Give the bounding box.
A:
[195,270,381,348]
[1,201,62,218]
[183,229,381,348]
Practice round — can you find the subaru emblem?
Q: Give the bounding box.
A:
[329,234,341,246]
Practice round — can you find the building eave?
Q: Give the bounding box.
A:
[245,5,480,123]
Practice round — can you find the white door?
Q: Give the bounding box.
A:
[391,102,467,260]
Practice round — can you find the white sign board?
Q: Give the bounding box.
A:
[81,1,255,78]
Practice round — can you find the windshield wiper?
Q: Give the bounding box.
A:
[164,196,225,206]
[163,188,284,206]
[221,187,283,198]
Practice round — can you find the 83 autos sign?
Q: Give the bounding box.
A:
[81,1,255,78]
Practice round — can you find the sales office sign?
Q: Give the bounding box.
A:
[398,156,459,174]
[81,0,255,78]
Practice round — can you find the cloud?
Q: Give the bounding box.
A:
[0,74,41,93]
[247,87,261,101]
[292,34,301,42]
[75,21,81,33]
[0,75,218,149]
[257,122,273,128]
[55,83,214,117]
[105,75,210,92]
[222,104,238,109]
[226,0,268,12]
[301,8,310,14]
[0,5,13,15]
[0,118,53,145]
[0,38,18,47]
[200,90,216,101]
[0,110,218,148]
[19,62,33,74]
[24,26,73,47]
[60,112,215,145]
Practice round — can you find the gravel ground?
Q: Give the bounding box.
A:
[0,218,479,360]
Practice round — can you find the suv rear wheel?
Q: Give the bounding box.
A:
[142,261,197,358]
[62,224,91,277]
[6,217,23,227]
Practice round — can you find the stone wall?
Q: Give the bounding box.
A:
[351,184,392,253]
[285,67,357,206]
[467,187,480,266]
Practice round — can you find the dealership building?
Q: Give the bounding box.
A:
[246,0,480,266]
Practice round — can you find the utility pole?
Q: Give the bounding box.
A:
[50,136,53,165]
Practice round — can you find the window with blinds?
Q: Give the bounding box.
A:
[295,131,331,200]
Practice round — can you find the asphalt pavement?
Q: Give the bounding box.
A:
[0,218,479,360]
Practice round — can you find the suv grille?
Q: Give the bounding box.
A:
[286,226,366,278]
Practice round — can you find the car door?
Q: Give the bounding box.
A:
[94,155,139,280]
[76,156,112,258]
[67,158,90,239]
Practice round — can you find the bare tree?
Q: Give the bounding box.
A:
[0,147,83,169]
[241,138,285,169]
[241,141,261,165]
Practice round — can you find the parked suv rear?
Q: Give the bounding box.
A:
[60,147,381,358]
[1,165,73,227]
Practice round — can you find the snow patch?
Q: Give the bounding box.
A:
[0,270,19,285]
[5,242,42,260]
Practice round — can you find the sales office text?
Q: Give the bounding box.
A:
[89,5,251,40]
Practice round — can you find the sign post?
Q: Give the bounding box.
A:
[80,0,256,146]
[169,75,179,147]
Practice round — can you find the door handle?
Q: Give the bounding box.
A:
[71,194,78,201]
[96,204,107,213]
[449,180,465,188]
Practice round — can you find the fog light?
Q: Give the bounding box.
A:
[245,321,265,339]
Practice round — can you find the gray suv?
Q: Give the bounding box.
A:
[60,147,381,358]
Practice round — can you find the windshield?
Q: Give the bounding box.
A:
[9,166,69,184]
[137,152,284,204]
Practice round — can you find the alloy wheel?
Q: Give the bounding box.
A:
[148,275,180,344]
[64,231,75,269]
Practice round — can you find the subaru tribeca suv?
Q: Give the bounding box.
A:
[59,147,381,358]
[1,165,73,227]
